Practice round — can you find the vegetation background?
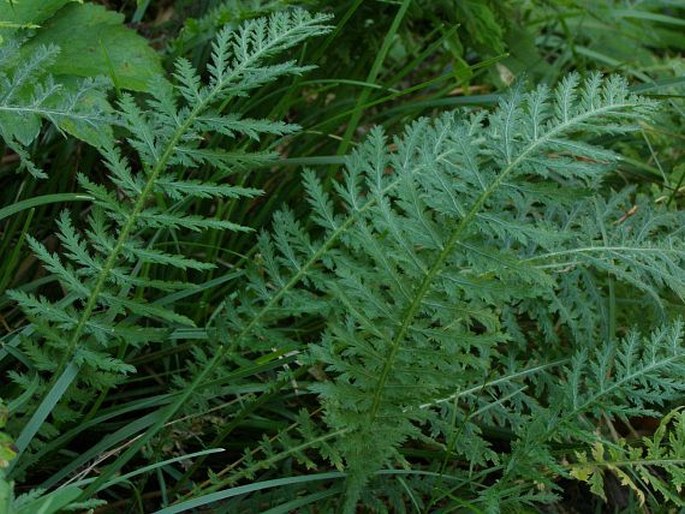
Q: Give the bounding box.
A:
[0,0,684,512]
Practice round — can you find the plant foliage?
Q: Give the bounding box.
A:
[0,38,113,177]
[3,7,332,464]
[221,72,685,511]
[0,3,684,513]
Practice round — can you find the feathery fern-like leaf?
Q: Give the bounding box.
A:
[219,73,681,511]
[0,40,113,176]
[6,9,332,463]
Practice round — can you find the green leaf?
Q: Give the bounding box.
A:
[0,42,113,159]
[21,3,164,92]
[0,0,78,26]
[152,472,345,514]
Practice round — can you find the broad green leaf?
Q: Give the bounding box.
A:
[0,0,79,26]
[22,3,163,92]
